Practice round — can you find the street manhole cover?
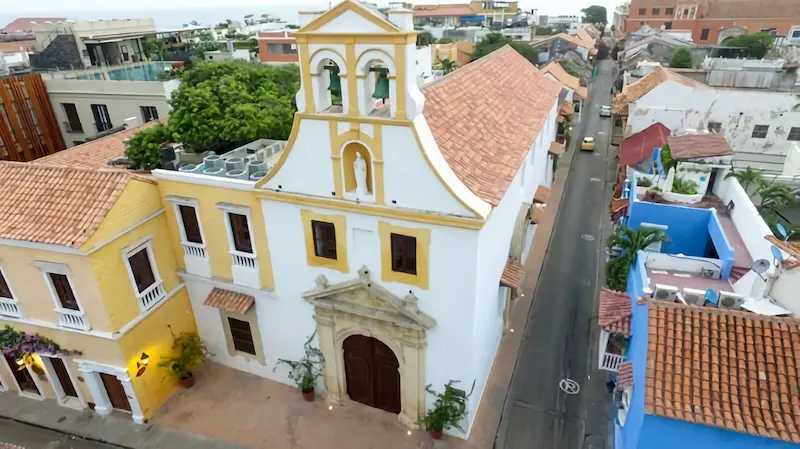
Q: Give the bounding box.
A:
[559,378,580,394]
[581,234,595,241]
[590,177,601,182]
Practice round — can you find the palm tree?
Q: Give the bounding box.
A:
[757,182,796,212]
[440,59,457,74]
[725,167,764,193]
[606,226,669,291]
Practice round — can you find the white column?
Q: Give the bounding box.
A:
[118,375,145,424]
[81,370,112,416]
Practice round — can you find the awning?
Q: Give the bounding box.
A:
[533,185,551,204]
[500,259,524,288]
[203,288,255,314]
[549,141,565,156]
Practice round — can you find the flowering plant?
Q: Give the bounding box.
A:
[0,325,80,360]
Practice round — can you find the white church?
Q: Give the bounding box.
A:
[154,0,564,437]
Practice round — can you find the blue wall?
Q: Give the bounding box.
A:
[638,416,797,449]
[707,212,735,278]
[627,201,711,256]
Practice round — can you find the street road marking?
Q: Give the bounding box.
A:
[590,177,601,182]
[559,378,580,395]
[598,132,606,135]
[581,234,595,241]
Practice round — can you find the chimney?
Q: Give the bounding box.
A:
[123,116,140,129]
[387,8,413,32]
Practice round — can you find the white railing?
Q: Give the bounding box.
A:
[183,242,207,259]
[231,251,257,268]
[137,281,166,311]
[57,308,90,331]
[0,297,21,318]
[600,353,625,372]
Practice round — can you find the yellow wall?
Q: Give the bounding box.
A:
[117,288,197,419]
[0,247,112,332]
[158,180,275,289]
[88,213,184,331]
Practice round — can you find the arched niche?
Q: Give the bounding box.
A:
[341,141,374,202]
[309,49,349,114]
[355,49,397,119]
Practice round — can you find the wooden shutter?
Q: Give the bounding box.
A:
[390,233,417,275]
[179,205,203,244]
[229,213,253,253]
[128,249,156,293]
[50,357,78,398]
[228,317,256,355]
[49,273,79,310]
[0,271,12,298]
[311,220,337,259]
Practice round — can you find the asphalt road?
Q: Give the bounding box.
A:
[0,418,120,449]
[495,59,617,449]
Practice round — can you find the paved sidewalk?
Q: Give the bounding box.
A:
[0,393,244,449]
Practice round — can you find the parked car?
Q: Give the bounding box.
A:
[581,137,596,151]
[599,105,611,117]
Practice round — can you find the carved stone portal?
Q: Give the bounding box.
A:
[302,266,435,428]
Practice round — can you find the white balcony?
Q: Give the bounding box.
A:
[57,308,90,331]
[182,242,211,278]
[230,251,260,289]
[137,281,166,311]
[600,353,625,372]
[0,297,21,318]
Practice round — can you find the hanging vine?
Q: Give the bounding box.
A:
[0,325,81,361]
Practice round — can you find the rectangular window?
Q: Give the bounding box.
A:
[62,103,83,133]
[752,124,769,138]
[229,213,253,253]
[390,233,417,275]
[228,317,256,355]
[638,8,646,15]
[652,8,660,15]
[0,271,12,299]
[120,44,129,62]
[50,357,78,398]
[90,104,112,132]
[49,273,79,311]
[707,121,722,133]
[792,30,800,38]
[267,43,297,55]
[179,205,203,244]
[311,220,337,260]
[128,248,157,294]
[665,7,674,15]
[140,106,159,123]
[700,28,710,40]
[664,22,672,29]
[788,127,800,141]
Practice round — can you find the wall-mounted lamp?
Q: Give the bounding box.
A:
[136,352,150,377]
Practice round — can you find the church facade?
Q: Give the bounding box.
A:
[152,0,563,437]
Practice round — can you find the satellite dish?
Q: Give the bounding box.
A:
[771,246,784,263]
[776,223,788,240]
[752,259,771,274]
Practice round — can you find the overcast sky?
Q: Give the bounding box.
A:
[4,0,620,18]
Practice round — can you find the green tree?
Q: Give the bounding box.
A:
[671,176,698,195]
[472,32,539,64]
[125,123,176,169]
[719,32,773,59]
[416,31,437,46]
[142,36,168,60]
[436,59,458,74]
[438,36,453,44]
[561,60,582,77]
[660,144,674,171]
[606,226,669,291]
[725,167,764,193]
[189,40,223,59]
[581,5,608,24]
[532,25,556,36]
[669,48,693,68]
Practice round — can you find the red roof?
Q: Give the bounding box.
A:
[2,17,66,33]
[620,122,670,166]
[598,288,632,336]
[667,133,734,160]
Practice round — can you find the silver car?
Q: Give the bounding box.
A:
[599,105,611,117]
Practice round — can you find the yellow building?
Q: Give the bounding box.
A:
[0,139,197,424]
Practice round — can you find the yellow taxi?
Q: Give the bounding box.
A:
[581,137,596,151]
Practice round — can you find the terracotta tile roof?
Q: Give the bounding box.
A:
[500,259,524,288]
[203,288,255,314]
[617,361,634,388]
[531,205,543,224]
[423,46,562,205]
[612,67,708,115]
[2,17,66,33]
[413,4,475,17]
[620,122,671,166]
[0,40,36,53]
[645,300,800,443]
[667,133,734,160]
[541,62,588,100]
[611,198,629,214]
[34,120,162,170]
[559,102,575,116]
[576,27,595,44]
[533,185,551,203]
[0,162,134,248]
[0,443,26,449]
[706,0,800,19]
[766,236,800,269]
[548,141,565,156]
[535,33,594,50]
[599,288,632,336]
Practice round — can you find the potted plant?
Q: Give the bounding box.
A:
[158,332,207,388]
[274,334,324,401]
[422,380,473,439]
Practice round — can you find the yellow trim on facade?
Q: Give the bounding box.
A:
[345,41,359,117]
[394,43,406,118]
[296,112,413,126]
[373,125,385,204]
[329,121,345,197]
[298,43,315,112]
[297,0,402,34]
[378,222,430,289]
[301,210,349,273]
[257,190,483,230]
[330,125,384,203]
[295,34,417,45]
[254,114,302,189]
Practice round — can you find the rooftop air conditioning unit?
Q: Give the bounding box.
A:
[225,157,245,172]
[225,169,249,180]
[203,167,225,176]
[203,154,221,169]
[718,291,744,310]
[247,160,266,175]
[250,171,267,181]
[178,164,202,173]
[682,288,706,306]
[652,284,679,302]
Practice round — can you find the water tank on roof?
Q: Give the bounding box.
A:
[225,157,245,172]
[226,169,249,180]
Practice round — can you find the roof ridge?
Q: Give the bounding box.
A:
[423,45,515,91]
[2,160,133,176]
[648,298,800,324]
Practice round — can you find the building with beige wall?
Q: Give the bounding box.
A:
[0,134,197,424]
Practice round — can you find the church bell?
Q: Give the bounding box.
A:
[326,64,341,96]
[371,67,390,103]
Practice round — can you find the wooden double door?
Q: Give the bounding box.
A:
[100,373,131,412]
[343,335,401,414]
